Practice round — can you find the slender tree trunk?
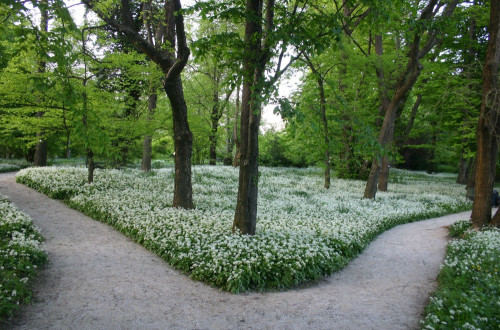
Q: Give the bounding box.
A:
[66,135,71,159]
[318,78,331,189]
[457,154,469,184]
[141,93,157,172]
[233,84,241,167]
[466,158,477,200]
[471,0,500,228]
[223,106,234,165]
[400,94,422,147]
[87,149,95,183]
[165,76,193,209]
[34,0,48,167]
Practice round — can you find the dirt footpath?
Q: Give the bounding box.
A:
[0,172,470,329]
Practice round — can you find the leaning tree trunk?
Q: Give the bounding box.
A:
[471,0,500,228]
[165,77,193,209]
[141,93,157,172]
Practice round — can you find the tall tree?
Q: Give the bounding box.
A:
[471,0,500,228]
[83,0,194,208]
[33,0,49,166]
[363,0,459,199]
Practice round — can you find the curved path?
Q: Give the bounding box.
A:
[0,172,470,329]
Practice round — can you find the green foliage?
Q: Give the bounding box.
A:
[422,227,500,329]
[449,220,473,238]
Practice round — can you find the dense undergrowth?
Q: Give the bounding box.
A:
[0,195,47,321]
[422,222,500,329]
[16,166,470,292]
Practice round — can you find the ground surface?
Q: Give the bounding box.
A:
[0,172,471,330]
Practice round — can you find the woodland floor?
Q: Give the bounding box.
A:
[0,172,471,330]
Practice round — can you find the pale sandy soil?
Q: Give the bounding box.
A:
[0,172,471,329]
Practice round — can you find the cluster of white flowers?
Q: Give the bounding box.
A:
[422,228,500,329]
[0,164,20,173]
[16,166,470,292]
[0,194,47,318]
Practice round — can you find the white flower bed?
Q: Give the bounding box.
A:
[0,194,47,319]
[16,166,470,292]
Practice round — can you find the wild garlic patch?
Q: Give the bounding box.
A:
[0,194,47,320]
[16,166,470,292]
[422,228,500,329]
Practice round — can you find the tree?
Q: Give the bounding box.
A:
[83,0,194,208]
[471,0,500,228]
[364,0,459,199]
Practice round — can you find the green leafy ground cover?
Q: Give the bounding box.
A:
[0,195,47,321]
[16,166,470,292]
[422,223,500,329]
[0,164,21,173]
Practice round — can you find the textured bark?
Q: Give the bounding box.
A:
[233,0,273,235]
[457,155,469,184]
[165,76,193,209]
[471,0,500,228]
[232,84,241,167]
[466,158,477,200]
[319,78,331,189]
[87,149,95,184]
[209,77,220,165]
[141,93,157,172]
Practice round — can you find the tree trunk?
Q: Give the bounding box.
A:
[233,84,241,167]
[209,77,220,166]
[457,154,469,184]
[165,76,193,209]
[87,149,95,184]
[319,78,330,189]
[378,157,390,191]
[466,157,477,200]
[471,0,500,228]
[141,93,157,172]
[427,130,438,174]
[400,94,422,146]
[34,1,48,167]
[233,0,269,235]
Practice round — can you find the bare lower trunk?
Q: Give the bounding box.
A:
[466,158,477,200]
[165,76,193,209]
[318,78,330,189]
[87,149,95,184]
[141,135,152,172]
[457,155,468,184]
[471,0,500,228]
[378,156,389,191]
[141,93,157,172]
[233,84,241,167]
[34,131,47,166]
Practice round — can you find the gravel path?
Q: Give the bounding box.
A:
[0,172,471,329]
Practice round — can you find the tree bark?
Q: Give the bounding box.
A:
[457,154,469,184]
[471,0,500,228]
[87,149,95,183]
[233,0,273,235]
[233,84,241,167]
[318,78,331,189]
[165,76,193,209]
[141,93,157,172]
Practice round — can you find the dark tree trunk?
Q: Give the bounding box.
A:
[66,134,71,159]
[209,77,220,166]
[427,130,438,174]
[87,149,95,183]
[34,1,48,167]
[466,157,477,200]
[400,94,422,147]
[233,0,273,235]
[471,0,500,228]
[233,84,241,167]
[318,78,331,189]
[457,154,469,184]
[165,76,193,209]
[141,93,157,172]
